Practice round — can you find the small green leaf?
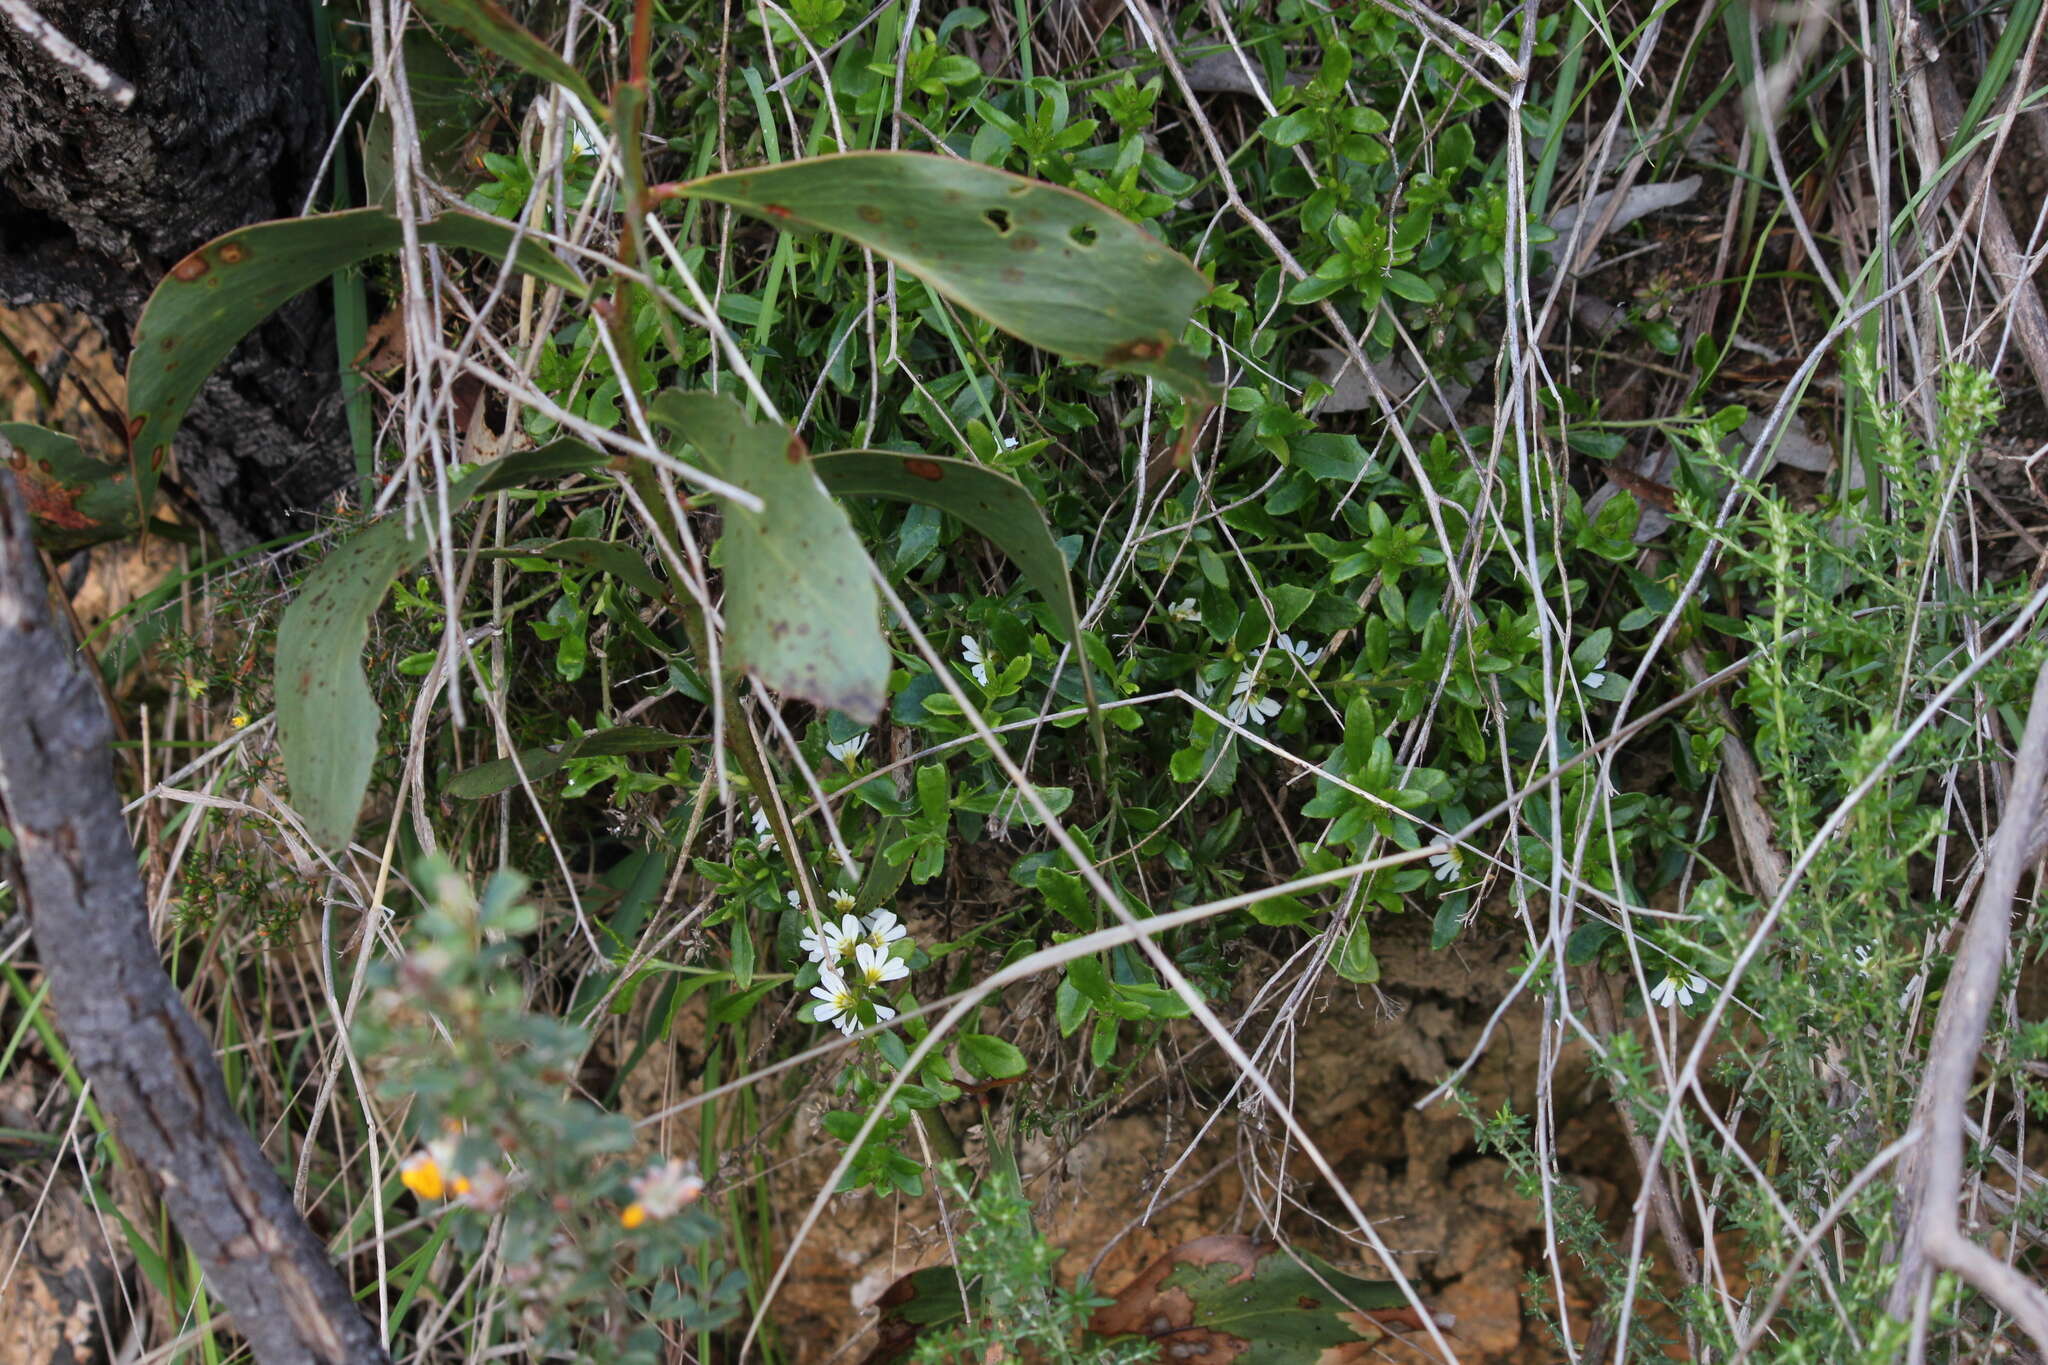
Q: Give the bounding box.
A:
[651,391,888,721]
[957,1033,1028,1080]
[1333,923,1380,984]
[667,153,1213,400]
[1382,268,1437,303]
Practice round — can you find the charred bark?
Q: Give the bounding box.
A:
[0,1,350,547]
[0,462,388,1363]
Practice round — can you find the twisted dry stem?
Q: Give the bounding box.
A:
[0,462,388,1365]
[1887,646,2048,1348]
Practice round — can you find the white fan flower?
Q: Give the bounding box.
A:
[750,807,776,852]
[1583,658,1609,692]
[961,635,990,686]
[861,909,908,950]
[1226,671,1281,728]
[1648,971,1709,1010]
[854,940,910,990]
[1167,597,1200,624]
[810,969,862,1035]
[791,887,860,917]
[1429,848,1462,882]
[1276,633,1324,668]
[798,913,865,966]
[825,732,870,764]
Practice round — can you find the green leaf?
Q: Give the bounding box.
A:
[276,440,604,850]
[443,726,685,800]
[650,390,888,721]
[668,152,1214,400]
[128,208,588,515]
[957,1033,1028,1080]
[1333,923,1380,985]
[411,0,605,114]
[811,451,1078,643]
[1093,1236,1414,1358]
[0,422,142,552]
[1382,268,1437,303]
[479,537,668,599]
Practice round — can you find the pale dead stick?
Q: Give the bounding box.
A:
[0,0,134,107]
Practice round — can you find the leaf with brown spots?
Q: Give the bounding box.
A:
[0,422,138,552]
[1091,1235,1433,1363]
[650,391,888,722]
[127,208,590,518]
[275,440,604,851]
[666,153,1214,401]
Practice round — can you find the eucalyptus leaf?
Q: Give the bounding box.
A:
[0,422,138,552]
[1091,1236,1420,1360]
[128,208,588,517]
[411,0,605,114]
[277,441,603,850]
[479,537,668,599]
[650,390,888,721]
[667,153,1214,399]
[444,726,686,800]
[812,450,1077,641]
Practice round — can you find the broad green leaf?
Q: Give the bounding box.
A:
[956,1033,1028,1080]
[480,537,669,599]
[127,208,589,516]
[444,725,686,800]
[1092,1236,1416,1361]
[811,451,1077,642]
[277,440,603,850]
[0,422,140,552]
[669,153,1214,400]
[650,390,888,721]
[410,0,604,114]
[812,447,1108,764]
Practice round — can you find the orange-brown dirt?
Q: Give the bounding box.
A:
[621,917,1665,1364]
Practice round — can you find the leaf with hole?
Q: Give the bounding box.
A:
[127,208,588,517]
[650,390,888,721]
[277,440,604,851]
[666,153,1214,400]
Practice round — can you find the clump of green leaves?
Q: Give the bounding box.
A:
[359,861,744,1363]
[876,1162,1151,1365]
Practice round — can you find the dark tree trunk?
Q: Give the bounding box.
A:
[0,0,351,547]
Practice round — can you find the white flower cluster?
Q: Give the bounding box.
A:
[797,906,911,1036]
